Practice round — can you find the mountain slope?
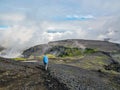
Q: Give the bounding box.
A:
[22,39,120,58]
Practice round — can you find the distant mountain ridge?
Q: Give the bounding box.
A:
[22,39,120,58]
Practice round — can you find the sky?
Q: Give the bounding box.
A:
[0,0,120,58]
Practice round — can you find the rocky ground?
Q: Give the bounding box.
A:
[0,57,68,90]
[0,57,120,90]
[49,64,120,90]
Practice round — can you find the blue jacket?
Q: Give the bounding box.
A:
[43,55,49,64]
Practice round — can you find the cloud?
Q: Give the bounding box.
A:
[0,13,26,22]
[41,16,120,43]
[0,15,120,58]
[0,15,38,57]
[40,21,89,40]
[0,24,36,57]
[97,16,120,42]
[1,25,35,47]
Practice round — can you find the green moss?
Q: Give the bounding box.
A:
[83,48,97,54]
[75,55,110,70]
[12,58,27,61]
[48,46,100,58]
[91,58,105,65]
[83,63,93,69]
[59,47,82,57]
[46,54,56,59]
[100,69,119,75]
[58,47,98,57]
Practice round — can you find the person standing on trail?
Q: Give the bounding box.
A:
[43,54,49,71]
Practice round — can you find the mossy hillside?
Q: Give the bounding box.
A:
[25,45,98,59]
[58,47,82,57]
[48,54,111,71]
[83,48,98,54]
[67,55,110,70]
[48,46,97,57]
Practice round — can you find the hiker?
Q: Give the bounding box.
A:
[43,54,49,70]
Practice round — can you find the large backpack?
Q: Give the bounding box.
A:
[43,56,48,64]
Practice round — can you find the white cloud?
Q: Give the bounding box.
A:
[1,25,35,46]
[0,13,25,21]
[39,21,88,41]
[0,13,120,58]
[40,16,120,43]
[107,29,115,36]
[96,16,120,42]
[97,35,106,40]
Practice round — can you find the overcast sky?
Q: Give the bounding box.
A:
[0,0,120,57]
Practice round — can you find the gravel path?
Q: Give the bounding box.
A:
[48,64,120,90]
